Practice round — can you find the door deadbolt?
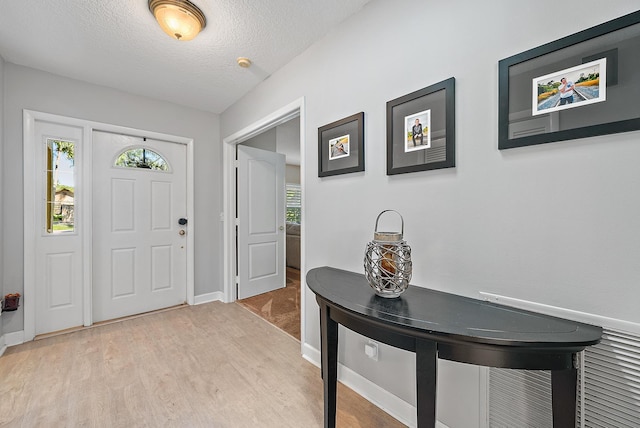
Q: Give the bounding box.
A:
[178,218,188,225]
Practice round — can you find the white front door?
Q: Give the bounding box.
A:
[92,131,187,322]
[237,145,286,299]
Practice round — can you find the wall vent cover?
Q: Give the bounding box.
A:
[488,327,640,427]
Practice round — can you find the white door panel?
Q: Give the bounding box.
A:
[92,132,187,322]
[33,121,84,335]
[237,145,285,299]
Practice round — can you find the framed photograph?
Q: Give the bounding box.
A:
[499,10,640,150]
[328,134,350,160]
[532,58,607,116]
[387,77,455,175]
[405,109,431,152]
[318,112,364,177]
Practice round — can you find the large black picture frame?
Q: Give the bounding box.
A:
[498,10,640,150]
[318,112,364,177]
[386,78,455,175]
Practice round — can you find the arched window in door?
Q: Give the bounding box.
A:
[114,147,169,171]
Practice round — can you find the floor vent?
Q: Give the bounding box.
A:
[488,327,640,427]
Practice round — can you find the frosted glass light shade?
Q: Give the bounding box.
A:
[149,0,206,41]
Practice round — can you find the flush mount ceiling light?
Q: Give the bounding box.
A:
[148,0,206,41]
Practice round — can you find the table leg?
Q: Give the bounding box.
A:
[320,303,338,428]
[416,339,437,428]
[551,368,577,428]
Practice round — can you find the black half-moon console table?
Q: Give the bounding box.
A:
[306,266,602,428]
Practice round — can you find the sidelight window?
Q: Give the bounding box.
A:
[46,139,75,233]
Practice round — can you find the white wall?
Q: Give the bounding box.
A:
[286,165,300,185]
[2,63,222,334]
[277,118,301,166]
[221,1,640,427]
[242,126,277,151]
[242,119,301,167]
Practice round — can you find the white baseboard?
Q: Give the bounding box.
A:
[5,330,24,347]
[193,291,224,305]
[302,342,320,367]
[301,342,450,428]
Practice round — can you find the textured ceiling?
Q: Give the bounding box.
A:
[0,0,370,114]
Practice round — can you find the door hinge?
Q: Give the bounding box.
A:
[234,160,240,168]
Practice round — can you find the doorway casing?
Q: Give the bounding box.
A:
[222,97,306,346]
[23,110,195,342]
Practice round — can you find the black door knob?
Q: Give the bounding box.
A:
[178,218,188,225]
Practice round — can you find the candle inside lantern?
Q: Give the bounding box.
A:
[380,245,396,276]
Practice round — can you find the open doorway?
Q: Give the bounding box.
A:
[235,118,301,339]
[222,98,305,344]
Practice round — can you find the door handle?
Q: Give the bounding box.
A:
[179,230,186,236]
[279,226,284,231]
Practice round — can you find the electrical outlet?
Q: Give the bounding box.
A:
[364,340,378,361]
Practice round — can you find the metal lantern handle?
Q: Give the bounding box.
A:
[374,210,404,235]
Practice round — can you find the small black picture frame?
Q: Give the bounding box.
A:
[498,10,640,150]
[318,112,364,177]
[387,77,455,175]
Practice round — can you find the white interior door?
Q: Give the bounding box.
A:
[237,145,286,299]
[92,131,187,322]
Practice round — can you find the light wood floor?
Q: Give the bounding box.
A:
[0,301,406,427]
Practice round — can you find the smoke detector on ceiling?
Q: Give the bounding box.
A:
[237,57,252,68]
